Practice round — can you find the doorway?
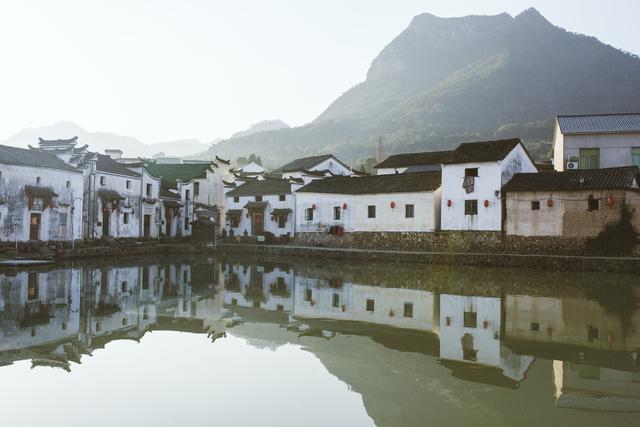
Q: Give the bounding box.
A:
[102,209,110,237]
[144,214,151,237]
[29,213,41,241]
[251,213,263,235]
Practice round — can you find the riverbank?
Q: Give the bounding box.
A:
[215,243,640,273]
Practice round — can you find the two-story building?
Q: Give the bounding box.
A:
[0,144,84,242]
[553,113,640,171]
[224,179,297,237]
[440,138,537,231]
[295,172,442,233]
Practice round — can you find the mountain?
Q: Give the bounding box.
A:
[211,8,640,167]
[2,121,214,158]
[230,120,290,139]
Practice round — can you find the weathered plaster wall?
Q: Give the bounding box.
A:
[559,133,640,171]
[92,172,142,239]
[225,193,295,237]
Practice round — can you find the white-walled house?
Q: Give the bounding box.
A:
[374,150,453,175]
[553,113,640,171]
[0,144,84,242]
[295,172,442,233]
[273,154,352,180]
[225,179,297,237]
[440,138,538,231]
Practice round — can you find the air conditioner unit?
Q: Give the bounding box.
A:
[566,161,579,170]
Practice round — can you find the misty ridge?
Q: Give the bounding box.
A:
[4,8,640,169]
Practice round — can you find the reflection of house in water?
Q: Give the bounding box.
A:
[293,276,436,333]
[439,294,534,388]
[0,268,81,370]
[223,263,294,313]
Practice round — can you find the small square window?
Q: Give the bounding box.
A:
[233,196,240,203]
[279,195,286,201]
[123,212,130,224]
[66,180,71,188]
[255,195,263,202]
[587,325,599,341]
[366,298,375,312]
[231,298,238,306]
[100,176,106,186]
[531,201,540,211]
[126,180,131,189]
[332,293,340,308]
[193,182,200,196]
[305,288,312,302]
[588,196,599,211]
[463,311,477,328]
[253,300,260,308]
[465,200,478,216]
[36,176,41,184]
[464,168,478,177]
[146,183,152,196]
[276,304,284,311]
[404,302,413,318]
[367,205,376,218]
[305,208,314,221]
[334,206,341,220]
[405,204,414,218]
[530,322,540,331]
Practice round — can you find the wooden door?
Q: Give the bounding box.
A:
[29,213,41,241]
[102,209,110,237]
[144,215,151,237]
[252,213,263,235]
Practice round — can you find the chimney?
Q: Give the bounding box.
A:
[105,149,123,160]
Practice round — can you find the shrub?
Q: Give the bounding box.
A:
[587,205,638,256]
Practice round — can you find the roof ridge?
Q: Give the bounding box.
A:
[557,112,640,118]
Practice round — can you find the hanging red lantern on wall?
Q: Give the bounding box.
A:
[390,201,396,209]
[547,197,554,208]
[447,199,452,208]
[483,200,489,208]
[342,203,347,209]
[607,194,614,207]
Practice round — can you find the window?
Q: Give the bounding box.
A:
[404,302,413,318]
[305,288,312,302]
[36,176,41,184]
[279,194,286,201]
[579,148,600,170]
[367,205,376,218]
[59,212,68,226]
[146,183,152,196]
[464,200,478,216]
[632,148,640,167]
[405,204,414,218]
[530,322,540,331]
[62,321,67,330]
[587,325,599,342]
[183,270,188,283]
[185,216,190,230]
[255,195,263,202]
[332,293,340,308]
[253,300,260,308]
[185,189,190,200]
[121,281,128,293]
[126,180,131,189]
[100,176,106,186]
[464,168,479,177]
[276,304,284,311]
[334,206,341,220]
[28,273,38,300]
[463,311,477,328]
[531,201,540,211]
[305,208,314,221]
[193,182,200,196]
[123,212,130,224]
[366,299,375,312]
[122,318,128,326]
[233,196,239,203]
[142,267,150,290]
[66,180,71,188]
[588,195,599,211]
[96,321,102,332]
[231,298,238,306]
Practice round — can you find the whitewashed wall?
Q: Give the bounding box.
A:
[223,264,294,311]
[225,193,295,237]
[295,190,440,232]
[555,129,640,171]
[0,163,84,242]
[375,167,408,175]
[92,171,142,239]
[441,144,536,231]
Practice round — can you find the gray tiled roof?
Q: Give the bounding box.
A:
[443,138,523,164]
[296,171,442,194]
[557,113,640,134]
[226,179,292,197]
[274,154,348,173]
[0,144,80,172]
[374,150,453,169]
[96,154,141,177]
[503,166,640,192]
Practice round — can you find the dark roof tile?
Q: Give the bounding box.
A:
[503,166,640,192]
[96,154,141,177]
[443,138,522,164]
[274,154,349,173]
[0,144,80,172]
[296,171,441,195]
[144,162,212,186]
[226,179,292,197]
[374,150,453,169]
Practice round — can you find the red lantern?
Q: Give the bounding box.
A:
[547,197,554,208]
[342,203,347,209]
[607,194,614,207]
[390,201,396,209]
[447,199,452,208]
[483,200,489,208]
[312,204,316,210]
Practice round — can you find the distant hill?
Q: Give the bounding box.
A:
[210,8,640,166]
[2,121,214,158]
[230,120,290,139]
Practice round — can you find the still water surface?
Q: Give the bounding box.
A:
[0,256,639,426]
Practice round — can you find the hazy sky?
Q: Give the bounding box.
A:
[0,0,638,144]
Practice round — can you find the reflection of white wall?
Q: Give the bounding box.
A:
[292,279,435,332]
[223,265,293,311]
[505,295,565,342]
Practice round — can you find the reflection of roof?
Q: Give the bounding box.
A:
[296,171,441,194]
[558,113,640,135]
[503,166,640,193]
[226,180,292,197]
[375,150,453,169]
[438,359,520,389]
[227,209,243,216]
[0,144,80,172]
[443,138,523,164]
[556,394,640,412]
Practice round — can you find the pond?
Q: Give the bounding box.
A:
[0,255,638,426]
